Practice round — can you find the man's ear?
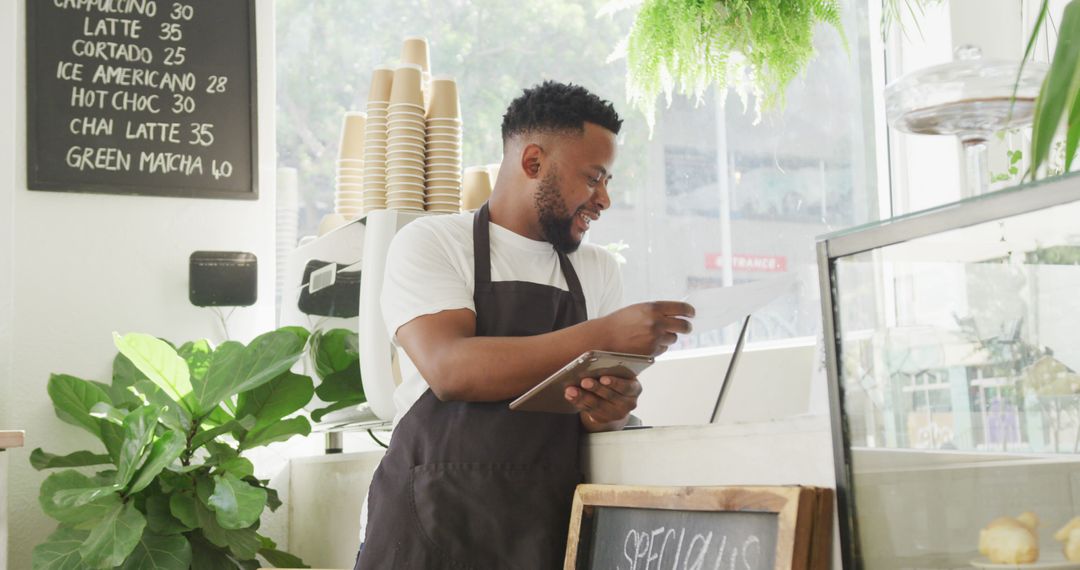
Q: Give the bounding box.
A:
[520,143,544,180]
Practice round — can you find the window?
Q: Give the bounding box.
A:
[275,0,880,351]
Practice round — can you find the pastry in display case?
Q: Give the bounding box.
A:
[817,172,1080,569]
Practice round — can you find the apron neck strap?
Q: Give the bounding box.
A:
[472,202,588,308]
[473,203,493,285]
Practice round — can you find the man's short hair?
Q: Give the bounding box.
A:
[501,81,623,143]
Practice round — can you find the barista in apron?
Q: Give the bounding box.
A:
[355,81,694,570]
[355,203,587,569]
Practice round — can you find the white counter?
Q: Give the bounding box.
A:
[0,431,25,570]
[283,416,838,569]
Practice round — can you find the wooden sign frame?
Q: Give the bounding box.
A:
[564,485,834,570]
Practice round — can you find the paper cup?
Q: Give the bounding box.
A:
[389,64,423,107]
[387,152,425,161]
[387,132,426,144]
[387,102,425,113]
[463,166,493,211]
[338,112,367,160]
[426,76,460,119]
[425,170,462,178]
[368,66,394,102]
[401,37,430,73]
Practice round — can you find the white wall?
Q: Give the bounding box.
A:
[1,3,19,568]
[1,3,278,568]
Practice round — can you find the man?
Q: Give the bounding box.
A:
[355,81,694,569]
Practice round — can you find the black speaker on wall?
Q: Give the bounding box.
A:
[189,251,257,307]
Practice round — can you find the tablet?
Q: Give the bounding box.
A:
[508,350,655,414]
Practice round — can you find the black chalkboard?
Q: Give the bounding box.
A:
[585,507,778,570]
[564,485,833,570]
[26,0,258,200]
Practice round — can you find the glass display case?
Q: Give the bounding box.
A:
[818,172,1080,569]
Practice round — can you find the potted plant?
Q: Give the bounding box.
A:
[618,0,846,129]
[1024,0,1080,177]
[307,328,365,423]
[30,327,314,569]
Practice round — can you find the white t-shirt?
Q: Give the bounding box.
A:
[380,211,624,426]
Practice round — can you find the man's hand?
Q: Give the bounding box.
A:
[564,375,641,432]
[598,301,695,356]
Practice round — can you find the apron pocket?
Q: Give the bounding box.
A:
[409,462,578,570]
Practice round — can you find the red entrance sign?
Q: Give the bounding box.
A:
[705,253,788,273]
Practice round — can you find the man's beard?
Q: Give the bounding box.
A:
[534,167,582,254]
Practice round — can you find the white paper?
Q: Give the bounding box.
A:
[682,275,796,332]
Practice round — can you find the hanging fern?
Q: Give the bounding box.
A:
[622,0,845,130]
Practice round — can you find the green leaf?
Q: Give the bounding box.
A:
[190,420,243,451]
[30,449,112,471]
[310,397,365,423]
[117,530,192,570]
[77,500,146,568]
[203,405,236,427]
[259,547,310,569]
[52,484,122,510]
[168,492,199,529]
[1029,1,1080,175]
[131,380,192,434]
[144,493,192,535]
[314,366,363,402]
[100,421,125,464]
[128,430,185,494]
[110,353,148,409]
[115,406,160,489]
[311,328,359,379]
[240,416,311,450]
[194,493,262,560]
[89,402,126,425]
[192,329,309,416]
[32,526,89,570]
[236,371,314,433]
[39,470,120,527]
[178,339,214,385]
[264,486,282,512]
[47,374,111,438]
[205,473,267,530]
[218,457,255,479]
[189,532,242,570]
[1066,79,1080,171]
[113,333,193,410]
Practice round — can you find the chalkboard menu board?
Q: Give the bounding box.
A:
[588,508,778,569]
[26,0,258,200]
[564,485,833,570]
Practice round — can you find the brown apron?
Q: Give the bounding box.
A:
[354,203,587,570]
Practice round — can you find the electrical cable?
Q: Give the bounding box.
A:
[367,429,389,449]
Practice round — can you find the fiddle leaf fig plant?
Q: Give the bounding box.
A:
[619,0,845,129]
[307,328,365,423]
[31,327,313,570]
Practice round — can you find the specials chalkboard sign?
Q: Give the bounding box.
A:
[563,485,833,570]
[26,0,258,200]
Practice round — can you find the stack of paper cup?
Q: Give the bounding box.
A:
[276,167,299,308]
[336,112,366,220]
[462,166,493,211]
[363,66,393,213]
[401,37,431,110]
[424,76,463,213]
[385,64,426,212]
